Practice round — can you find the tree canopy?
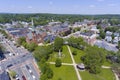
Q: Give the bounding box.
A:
[81,46,105,74]
[67,37,86,50]
[55,58,62,67]
[54,37,63,52]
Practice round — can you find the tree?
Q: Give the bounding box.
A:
[34,45,53,61]
[0,43,5,51]
[17,37,26,45]
[55,58,62,67]
[40,74,48,80]
[116,52,120,63]
[99,30,105,39]
[97,25,101,29]
[67,37,86,50]
[72,50,77,55]
[81,46,105,74]
[54,37,63,52]
[40,63,53,79]
[27,42,38,52]
[46,67,53,79]
[118,41,120,49]
[112,34,115,40]
[9,70,16,78]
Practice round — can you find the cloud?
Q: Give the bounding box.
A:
[89,5,95,8]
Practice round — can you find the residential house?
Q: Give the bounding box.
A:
[113,32,120,44]
[72,31,97,45]
[95,40,118,52]
[79,31,97,45]
[105,31,113,42]
[90,25,100,34]
[44,33,56,43]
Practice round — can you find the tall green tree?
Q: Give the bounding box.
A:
[99,30,105,39]
[54,37,63,52]
[27,42,38,52]
[17,37,26,45]
[82,46,105,74]
[67,37,86,50]
[118,41,120,49]
[55,58,62,67]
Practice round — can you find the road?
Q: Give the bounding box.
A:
[67,46,82,80]
[0,36,40,80]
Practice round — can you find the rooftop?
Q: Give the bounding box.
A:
[0,71,10,80]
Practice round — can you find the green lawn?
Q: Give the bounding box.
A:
[79,69,115,80]
[69,46,85,64]
[48,46,115,80]
[49,65,78,80]
[103,60,112,66]
[48,46,72,63]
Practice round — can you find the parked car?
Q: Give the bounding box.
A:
[22,75,26,80]
[7,64,13,68]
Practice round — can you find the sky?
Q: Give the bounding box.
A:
[0,0,120,14]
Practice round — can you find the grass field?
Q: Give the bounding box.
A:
[49,65,78,80]
[79,69,115,80]
[103,60,112,66]
[48,46,115,80]
[48,46,72,63]
[69,46,85,64]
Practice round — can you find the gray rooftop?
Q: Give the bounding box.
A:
[95,40,118,52]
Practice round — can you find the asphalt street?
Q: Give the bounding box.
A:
[0,35,40,80]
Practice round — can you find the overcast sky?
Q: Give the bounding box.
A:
[0,0,120,14]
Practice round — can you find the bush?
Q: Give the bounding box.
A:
[72,50,77,55]
[55,58,62,67]
[9,70,16,78]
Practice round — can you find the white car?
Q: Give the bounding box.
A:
[9,53,12,56]
[29,69,32,73]
[32,75,36,79]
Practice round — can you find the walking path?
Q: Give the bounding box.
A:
[102,66,111,69]
[49,62,73,66]
[67,46,82,80]
[112,70,119,80]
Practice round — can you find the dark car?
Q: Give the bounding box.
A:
[7,64,13,68]
[26,65,30,70]
[22,76,26,80]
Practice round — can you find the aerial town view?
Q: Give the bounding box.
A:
[0,0,120,80]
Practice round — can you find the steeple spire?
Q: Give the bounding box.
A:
[31,18,34,26]
[31,18,35,32]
